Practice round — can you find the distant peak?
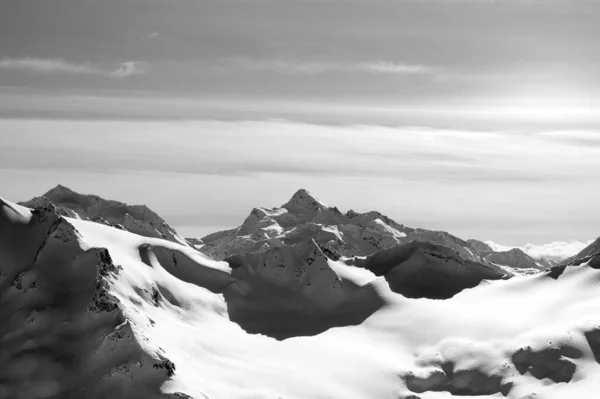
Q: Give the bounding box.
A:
[282,189,327,211]
[44,184,76,197]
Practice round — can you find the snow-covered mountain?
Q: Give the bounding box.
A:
[485,239,592,263]
[563,237,600,266]
[3,194,600,399]
[20,185,192,248]
[467,239,555,271]
[197,189,490,265]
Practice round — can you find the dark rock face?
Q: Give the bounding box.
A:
[588,255,600,269]
[346,241,506,299]
[89,249,122,313]
[403,367,512,397]
[223,241,384,340]
[584,328,600,363]
[511,346,581,383]
[547,264,567,280]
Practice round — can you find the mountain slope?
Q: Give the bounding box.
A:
[344,240,506,299]
[3,195,600,398]
[0,198,186,399]
[20,185,191,248]
[224,240,384,339]
[198,189,489,265]
[563,237,600,266]
[468,239,554,271]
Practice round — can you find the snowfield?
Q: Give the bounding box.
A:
[2,195,600,399]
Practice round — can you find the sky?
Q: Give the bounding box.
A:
[1,0,599,245]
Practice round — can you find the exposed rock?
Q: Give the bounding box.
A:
[223,240,384,339]
[345,241,506,299]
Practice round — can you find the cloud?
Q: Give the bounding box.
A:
[485,240,594,261]
[0,119,596,185]
[358,61,434,74]
[110,61,145,78]
[0,57,145,78]
[0,58,99,74]
[224,58,434,75]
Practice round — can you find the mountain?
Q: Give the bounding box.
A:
[224,240,384,339]
[467,239,553,271]
[563,236,600,266]
[20,185,191,248]
[4,194,600,399]
[485,239,591,263]
[466,238,495,253]
[198,189,489,265]
[343,240,506,299]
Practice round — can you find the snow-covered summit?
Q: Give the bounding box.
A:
[198,189,489,265]
[281,188,328,213]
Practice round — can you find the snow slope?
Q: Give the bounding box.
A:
[3,196,600,399]
[198,189,489,265]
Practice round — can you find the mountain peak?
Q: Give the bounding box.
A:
[44,184,76,197]
[282,189,327,211]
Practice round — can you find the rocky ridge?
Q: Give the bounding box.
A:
[20,185,191,248]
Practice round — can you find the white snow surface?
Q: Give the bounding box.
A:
[73,218,600,399]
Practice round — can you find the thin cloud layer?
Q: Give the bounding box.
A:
[1,119,599,244]
[0,58,98,74]
[0,57,145,78]
[224,58,434,75]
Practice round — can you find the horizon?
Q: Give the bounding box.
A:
[2,0,600,246]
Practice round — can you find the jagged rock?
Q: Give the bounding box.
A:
[198,189,491,267]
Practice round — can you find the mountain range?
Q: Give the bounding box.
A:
[2,185,600,399]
